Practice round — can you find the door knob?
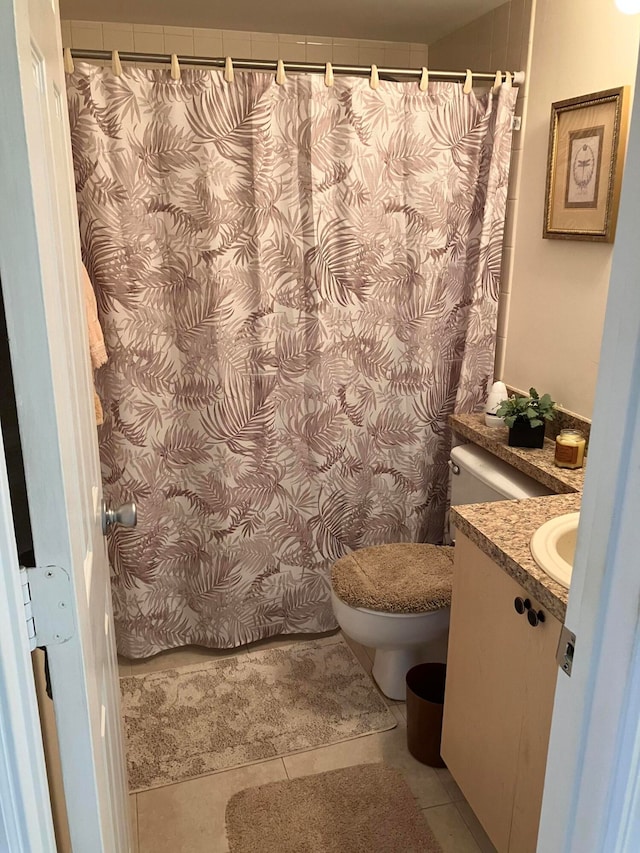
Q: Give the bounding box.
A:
[101,499,137,535]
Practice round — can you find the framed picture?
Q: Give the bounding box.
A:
[543,87,629,242]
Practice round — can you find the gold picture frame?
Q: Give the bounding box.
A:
[543,87,629,242]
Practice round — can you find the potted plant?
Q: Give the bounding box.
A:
[495,388,557,449]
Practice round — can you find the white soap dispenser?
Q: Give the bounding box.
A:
[484,381,507,427]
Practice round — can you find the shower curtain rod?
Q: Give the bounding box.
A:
[68,48,525,85]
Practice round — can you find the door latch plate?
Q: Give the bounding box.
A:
[557,624,576,677]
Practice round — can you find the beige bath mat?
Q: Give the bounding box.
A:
[121,638,396,792]
[225,763,442,853]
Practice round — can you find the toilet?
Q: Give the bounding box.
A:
[331,443,552,699]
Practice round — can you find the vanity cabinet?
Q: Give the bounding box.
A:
[441,534,562,853]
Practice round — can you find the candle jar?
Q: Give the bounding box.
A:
[554,429,586,469]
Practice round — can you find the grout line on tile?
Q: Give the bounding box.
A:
[421,803,483,852]
[453,799,497,851]
[389,703,406,726]
[130,793,138,852]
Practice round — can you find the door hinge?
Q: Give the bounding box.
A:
[19,565,75,652]
[557,624,576,677]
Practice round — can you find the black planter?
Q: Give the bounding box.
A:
[508,422,546,449]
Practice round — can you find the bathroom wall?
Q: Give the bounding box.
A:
[428,0,534,381]
[501,0,640,418]
[59,20,428,67]
[427,0,530,77]
[431,0,640,418]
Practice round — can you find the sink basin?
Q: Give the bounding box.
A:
[530,512,579,589]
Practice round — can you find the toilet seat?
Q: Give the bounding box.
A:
[331,542,454,614]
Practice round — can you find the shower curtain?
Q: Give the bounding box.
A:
[66,64,516,657]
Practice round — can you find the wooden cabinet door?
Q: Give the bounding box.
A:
[442,534,562,853]
[441,534,531,852]
[509,601,561,853]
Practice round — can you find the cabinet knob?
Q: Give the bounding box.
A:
[527,608,546,627]
[514,597,531,615]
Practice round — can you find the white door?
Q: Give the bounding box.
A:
[0,422,57,853]
[0,0,130,851]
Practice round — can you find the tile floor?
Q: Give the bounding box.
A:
[119,632,496,853]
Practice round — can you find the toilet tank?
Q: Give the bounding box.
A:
[450,443,552,506]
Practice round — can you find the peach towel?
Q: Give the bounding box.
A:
[81,264,107,424]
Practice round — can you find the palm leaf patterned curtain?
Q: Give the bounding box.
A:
[66,65,516,657]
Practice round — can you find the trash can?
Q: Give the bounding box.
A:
[405,663,447,767]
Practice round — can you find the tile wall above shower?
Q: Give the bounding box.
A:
[60,21,429,68]
[429,0,534,380]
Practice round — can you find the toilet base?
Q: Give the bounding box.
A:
[331,590,450,701]
[371,635,448,701]
[372,647,427,700]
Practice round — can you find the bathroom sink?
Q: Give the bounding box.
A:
[530,512,579,589]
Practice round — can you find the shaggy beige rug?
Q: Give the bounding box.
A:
[225,764,442,853]
[121,638,396,792]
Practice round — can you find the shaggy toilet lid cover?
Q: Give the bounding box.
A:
[331,543,454,614]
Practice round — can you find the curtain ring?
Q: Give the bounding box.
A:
[493,69,502,92]
[170,54,181,80]
[419,66,429,91]
[224,56,234,83]
[463,68,473,94]
[504,70,513,89]
[324,62,334,87]
[63,47,74,73]
[112,50,123,77]
[276,59,286,85]
[369,64,380,90]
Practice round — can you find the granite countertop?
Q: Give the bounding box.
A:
[450,493,580,621]
[450,413,584,494]
[449,413,587,621]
